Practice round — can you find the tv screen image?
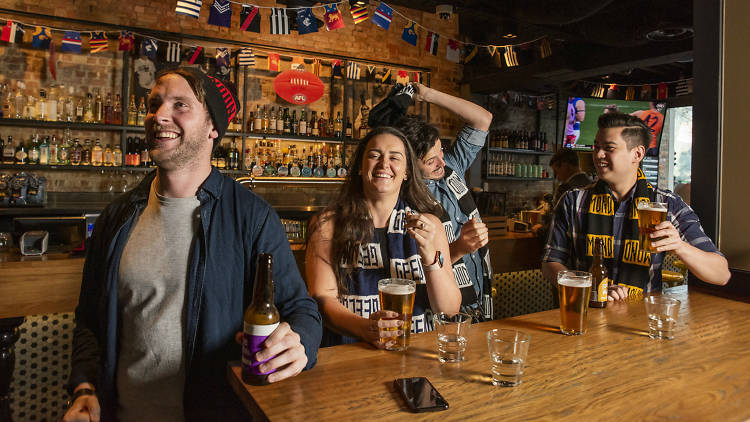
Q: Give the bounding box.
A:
[563,97,666,154]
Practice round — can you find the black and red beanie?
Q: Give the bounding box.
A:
[177,67,239,145]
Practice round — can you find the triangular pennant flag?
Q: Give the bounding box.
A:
[675,79,693,96]
[312,58,321,76]
[346,61,361,80]
[591,84,605,98]
[464,45,478,63]
[216,47,230,69]
[487,45,497,56]
[140,38,158,59]
[401,21,417,46]
[166,41,181,63]
[175,0,202,19]
[381,67,391,84]
[240,5,261,33]
[367,65,376,75]
[625,86,635,101]
[31,26,51,49]
[324,4,345,31]
[268,53,280,71]
[539,38,552,59]
[656,83,669,100]
[297,8,318,35]
[238,48,255,66]
[446,39,460,63]
[89,32,108,53]
[185,45,204,64]
[350,5,369,24]
[270,8,290,34]
[640,84,652,100]
[331,59,343,77]
[412,71,421,83]
[49,38,57,80]
[504,46,519,67]
[396,70,409,84]
[425,32,439,55]
[61,31,82,53]
[291,56,305,70]
[208,0,232,27]
[372,2,393,30]
[1,21,20,43]
[118,31,135,52]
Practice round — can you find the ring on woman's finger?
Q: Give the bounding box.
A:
[419,222,425,229]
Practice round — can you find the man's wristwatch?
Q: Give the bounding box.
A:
[423,251,444,272]
[66,388,96,407]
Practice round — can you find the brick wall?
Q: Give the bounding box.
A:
[1,1,468,191]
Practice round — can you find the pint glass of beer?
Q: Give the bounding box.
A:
[378,278,416,351]
[637,201,668,253]
[557,271,592,335]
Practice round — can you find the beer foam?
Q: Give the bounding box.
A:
[558,277,592,288]
[637,202,667,211]
[378,283,416,295]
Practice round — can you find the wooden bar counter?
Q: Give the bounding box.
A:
[229,287,750,421]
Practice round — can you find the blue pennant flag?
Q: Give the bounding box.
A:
[61,31,82,53]
[140,38,158,59]
[401,21,417,46]
[297,8,318,35]
[372,2,393,30]
[31,26,51,49]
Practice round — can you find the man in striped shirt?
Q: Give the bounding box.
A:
[542,113,729,299]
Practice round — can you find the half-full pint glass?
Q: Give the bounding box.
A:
[637,201,668,253]
[378,278,416,351]
[557,271,592,335]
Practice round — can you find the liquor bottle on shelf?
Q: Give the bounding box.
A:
[84,92,95,123]
[328,113,334,138]
[253,104,262,133]
[268,106,276,134]
[103,143,113,166]
[112,142,123,166]
[28,134,40,164]
[127,94,137,125]
[140,138,151,167]
[251,142,263,176]
[358,94,370,139]
[94,89,103,123]
[283,108,291,134]
[229,138,240,170]
[1,84,12,118]
[92,139,103,166]
[52,87,62,121]
[318,112,327,138]
[15,137,28,164]
[36,89,47,121]
[81,139,92,166]
[276,107,284,135]
[58,134,70,165]
[104,92,113,124]
[291,109,298,135]
[112,94,122,125]
[261,106,269,133]
[65,86,75,122]
[247,111,254,133]
[132,137,142,167]
[243,141,254,171]
[136,97,146,126]
[13,86,26,119]
[24,94,36,120]
[310,111,319,137]
[345,117,352,139]
[299,109,307,136]
[2,136,15,164]
[48,135,58,165]
[69,139,82,166]
[334,112,343,139]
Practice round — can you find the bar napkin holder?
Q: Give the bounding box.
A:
[20,230,49,255]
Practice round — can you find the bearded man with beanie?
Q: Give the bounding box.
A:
[64,67,321,422]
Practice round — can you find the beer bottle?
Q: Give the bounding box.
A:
[242,254,280,385]
[589,238,609,308]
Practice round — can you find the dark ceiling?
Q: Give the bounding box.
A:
[385,0,694,94]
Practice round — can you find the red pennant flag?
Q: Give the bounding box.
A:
[656,83,668,99]
[396,70,409,84]
[268,53,280,72]
[49,38,57,80]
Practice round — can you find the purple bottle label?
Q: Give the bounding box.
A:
[242,322,279,376]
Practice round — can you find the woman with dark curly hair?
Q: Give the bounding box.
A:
[306,126,460,348]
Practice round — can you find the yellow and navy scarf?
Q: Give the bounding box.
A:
[582,169,654,297]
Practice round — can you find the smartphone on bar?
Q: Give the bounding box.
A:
[394,377,449,413]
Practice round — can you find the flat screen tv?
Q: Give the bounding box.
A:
[563,97,666,155]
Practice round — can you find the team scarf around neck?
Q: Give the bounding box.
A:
[582,168,655,292]
[442,167,494,321]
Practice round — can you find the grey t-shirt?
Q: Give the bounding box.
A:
[116,181,200,422]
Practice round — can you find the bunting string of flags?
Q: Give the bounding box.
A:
[578,77,694,100]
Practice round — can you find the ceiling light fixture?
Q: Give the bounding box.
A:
[645,27,694,41]
[436,4,453,20]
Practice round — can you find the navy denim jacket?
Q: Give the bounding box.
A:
[69,168,322,419]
